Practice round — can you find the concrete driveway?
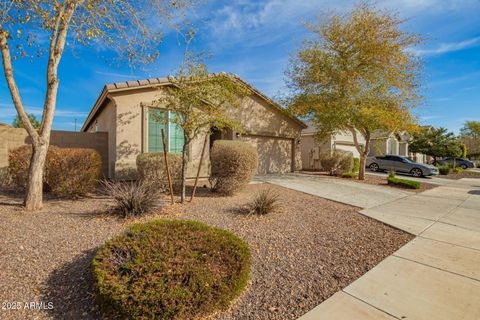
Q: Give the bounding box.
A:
[299,178,480,320]
[255,173,410,209]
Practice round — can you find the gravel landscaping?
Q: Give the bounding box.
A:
[440,171,480,179]
[0,184,413,320]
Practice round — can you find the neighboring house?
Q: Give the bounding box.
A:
[368,130,429,164]
[80,74,307,179]
[301,125,365,170]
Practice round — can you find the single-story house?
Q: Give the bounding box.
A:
[369,131,410,157]
[368,130,429,164]
[301,126,431,170]
[301,125,366,170]
[80,74,307,179]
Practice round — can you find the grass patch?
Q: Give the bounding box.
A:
[93,219,251,319]
[387,177,421,189]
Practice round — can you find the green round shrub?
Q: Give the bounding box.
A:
[209,140,258,195]
[93,220,251,320]
[438,165,451,175]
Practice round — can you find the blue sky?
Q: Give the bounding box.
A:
[1,0,479,133]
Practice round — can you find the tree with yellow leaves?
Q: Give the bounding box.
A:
[0,0,198,210]
[287,3,423,180]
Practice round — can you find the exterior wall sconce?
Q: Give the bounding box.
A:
[235,132,241,138]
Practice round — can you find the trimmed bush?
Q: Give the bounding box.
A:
[101,180,161,217]
[320,151,354,176]
[46,147,102,197]
[136,153,182,192]
[249,188,281,215]
[8,145,31,190]
[353,157,360,173]
[8,145,101,196]
[452,167,463,173]
[341,172,357,179]
[387,177,421,189]
[209,140,258,195]
[0,167,12,190]
[93,220,251,319]
[438,165,451,175]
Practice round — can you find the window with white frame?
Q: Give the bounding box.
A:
[148,108,185,154]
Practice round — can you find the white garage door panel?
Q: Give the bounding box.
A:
[241,136,292,174]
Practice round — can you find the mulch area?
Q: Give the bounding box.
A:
[440,171,480,180]
[0,184,413,320]
[301,171,438,192]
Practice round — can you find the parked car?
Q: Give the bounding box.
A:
[366,155,439,177]
[434,157,475,169]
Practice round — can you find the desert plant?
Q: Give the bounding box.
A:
[101,180,161,217]
[353,157,360,173]
[452,167,463,174]
[320,151,354,176]
[8,145,32,191]
[210,140,258,195]
[438,166,451,175]
[136,152,182,192]
[92,219,251,319]
[388,168,396,179]
[8,145,101,197]
[387,177,421,189]
[249,188,281,215]
[0,167,12,190]
[45,147,102,197]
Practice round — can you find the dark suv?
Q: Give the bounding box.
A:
[434,158,475,169]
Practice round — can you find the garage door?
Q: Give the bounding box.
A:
[334,144,360,158]
[241,136,293,174]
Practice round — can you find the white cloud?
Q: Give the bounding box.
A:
[412,37,480,56]
[0,104,88,118]
[94,70,141,79]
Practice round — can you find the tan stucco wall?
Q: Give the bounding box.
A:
[89,86,303,179]
[369,138,388,156]
[301,130,364,170]
[300,135,332,170]
[0,126,109,177]
[86,99,116,178]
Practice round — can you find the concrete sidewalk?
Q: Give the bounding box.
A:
[299,178,480,320]
[255,173,410,209]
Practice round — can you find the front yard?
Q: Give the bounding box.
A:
[0,184,412,320]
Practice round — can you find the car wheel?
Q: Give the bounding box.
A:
[369,163,379,172]
[411,168,423,177]
[460,164,467,170]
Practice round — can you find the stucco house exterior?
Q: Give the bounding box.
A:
[368,131,429,163]
[80,75,307,179]
[301,126,430,170]
[301,125,365,170]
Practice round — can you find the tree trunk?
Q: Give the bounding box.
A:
[358,136,371,181]
[358,155,368,180]
[180,140,188,203]
[24,143,48,211]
